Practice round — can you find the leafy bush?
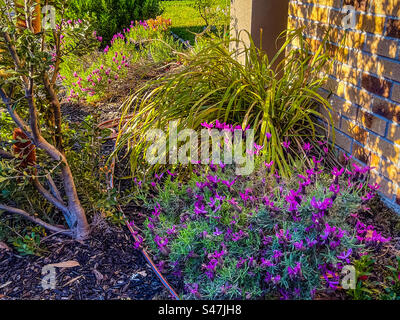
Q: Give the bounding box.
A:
[66,0,162,44]
[382,258,400,300]
[0,112,118,254]
[129,143,390,300]
[0,0,92,239]
[115,29,334,178]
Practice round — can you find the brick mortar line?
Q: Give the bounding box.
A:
[290,0,400,19]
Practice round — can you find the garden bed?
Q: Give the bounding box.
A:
[0,217,171,300]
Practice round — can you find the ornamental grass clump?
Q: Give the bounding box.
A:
[116,29,334,178]
[131,145,390,300]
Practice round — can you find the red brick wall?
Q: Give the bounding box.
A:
[288,0,400,209]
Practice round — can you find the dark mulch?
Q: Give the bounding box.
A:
[0,63,180,301]
[0,217,171,300]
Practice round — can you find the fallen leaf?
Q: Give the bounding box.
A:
[0,242,11,251]
[50,260,80,268]
[137,271,147,277]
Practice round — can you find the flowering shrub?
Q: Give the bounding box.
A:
[66,0,162,44]
[145,16,173,31]
[131,140,391,300]
[60,17,180,102]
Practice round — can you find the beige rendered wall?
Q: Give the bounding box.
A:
[230,0,289,60]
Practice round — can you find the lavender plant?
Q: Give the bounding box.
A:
[131,138,390,300]
[60,17,181,103]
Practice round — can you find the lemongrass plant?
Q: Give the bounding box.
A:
[113,28,335,178]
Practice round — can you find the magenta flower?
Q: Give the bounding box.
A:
[222,179,235,189]
[154,235,168,248]
[368,183,380,191]
[201,122,214,129]
[265,132,272,141]
[282,141,291,150]
[361,192,375,202]
[332,167,345,177]
[329,184,340,195]
[303,142,312,153]
[254,143,264,155]
[167,226,176,235]
[264,161,274,170]
[194,203,208,215]
[134,235,143,249]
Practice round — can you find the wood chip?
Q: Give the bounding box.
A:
[93,269,104,283]
[62,275,84,288]
[0,281,12,289]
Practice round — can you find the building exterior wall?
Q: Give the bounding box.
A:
[288,0,400,210]
[231,0,289,62]
[232,0,400,210]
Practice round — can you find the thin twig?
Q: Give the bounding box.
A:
[0,204,71,235]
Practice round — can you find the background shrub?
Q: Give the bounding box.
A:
[66,0,162,44]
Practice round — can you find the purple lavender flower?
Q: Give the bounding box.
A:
[263,235,273,246]
[337,249,353,264]
[154,235,168,248]
[214,228,223,237]
[186,283,199,296]
[287,262,302,279]
[261,258,275,268]
[222,179,236,189]
[293,240,305,251]
[236,257,247,269]
[194,203,208,215]
[272,250,283,261]
[167,226,176,235]
[207,175,221,185]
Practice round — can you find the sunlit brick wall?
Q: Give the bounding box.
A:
[288,0,400,210]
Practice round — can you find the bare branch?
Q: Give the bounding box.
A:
[0,86,34,140]
[32,177,69,216]
[2,31,29,86]
[0,203,72,235]
[46,173,64,204]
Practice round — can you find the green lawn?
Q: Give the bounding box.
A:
[160,0,229,44]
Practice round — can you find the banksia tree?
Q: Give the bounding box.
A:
[0,0,94,240]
